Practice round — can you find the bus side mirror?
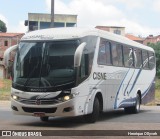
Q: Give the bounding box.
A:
[3,44,18,79]
[74,42,86,67]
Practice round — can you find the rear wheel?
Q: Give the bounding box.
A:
[124,94,140,114]
[84,97,100,123]
[40,116,49,122]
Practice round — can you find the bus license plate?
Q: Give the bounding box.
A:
[33,112,45,117]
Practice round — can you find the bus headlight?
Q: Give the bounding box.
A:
[59,94,73,102]
[63,95,71,101]
[12,95,19,100]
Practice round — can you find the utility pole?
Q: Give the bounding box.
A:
[50,0,54,28]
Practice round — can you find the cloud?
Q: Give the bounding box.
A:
[0,13,27,33]
[46,0,72,14]
[45,0,160,36]
[111,19,159,36]
[0,14,8,25]
[8,21,27,33]
[153,0,160,12]
[101,0,144,10]
[46,0,124,26]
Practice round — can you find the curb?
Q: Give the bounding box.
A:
[0,100,11,106]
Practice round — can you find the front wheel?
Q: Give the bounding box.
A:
[84,97,100,123]
[124,94,140,114]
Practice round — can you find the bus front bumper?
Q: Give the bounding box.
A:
[11,96,87,117]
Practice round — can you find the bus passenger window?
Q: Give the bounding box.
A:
[98,40,111,65]
[112,44,123,67]
[123,46,134,67]
[142,50,149,69]
[98,44,106,65]
[135,49,142,68]
[149,52,155,70]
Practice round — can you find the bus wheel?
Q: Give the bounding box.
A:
[133,94,141,113]
[40,116,49,122]
[124,94,140,114]
[84,97,100,123]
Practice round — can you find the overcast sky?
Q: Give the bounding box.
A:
[0,0,160,37]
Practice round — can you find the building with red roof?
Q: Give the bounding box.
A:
[0,32,24,59]
[143,35,160,45]
[125,34,144,44]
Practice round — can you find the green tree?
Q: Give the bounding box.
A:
[0,20,7,32]
[148,42,160,78]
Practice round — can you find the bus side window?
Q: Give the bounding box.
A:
[135,49,142,68]
[123,46,134,67]
[98,39,111,65]
[142,50,149,69]
[112,44,123,67]
[149,52,155,70]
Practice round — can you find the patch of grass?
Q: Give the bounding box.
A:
[155,89,160,99]
[0,79,11,100]
[148,89,160,105]
[155,79,160,90]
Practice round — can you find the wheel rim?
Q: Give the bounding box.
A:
[136,95,140,112]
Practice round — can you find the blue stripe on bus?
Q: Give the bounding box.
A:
[118,77,155,108]
[142,77,155,98]
[123,69,136,96]
[128,68,142,95]
[114,69,130,109]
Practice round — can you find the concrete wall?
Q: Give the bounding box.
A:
[96,26,125,36]
[28,13,77,31]
[28,13,77,23]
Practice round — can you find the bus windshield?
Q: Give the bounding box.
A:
[13,40,79,89]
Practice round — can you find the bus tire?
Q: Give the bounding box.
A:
[84,97,100,123]
[133,94,141,113]
[40,116,49,122]
[124,94,140,114]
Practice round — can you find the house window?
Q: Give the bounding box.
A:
[114,30,121,35]
[4,41,8,46]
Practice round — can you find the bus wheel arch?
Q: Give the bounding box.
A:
[84,92,103,123]
[96,92,103,112]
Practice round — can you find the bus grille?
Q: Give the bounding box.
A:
[20,99,60,105]
[22,107,57,113]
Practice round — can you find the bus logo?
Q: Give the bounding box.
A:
[35,100,41,105]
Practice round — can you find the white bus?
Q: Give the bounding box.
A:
[11,28,156,123]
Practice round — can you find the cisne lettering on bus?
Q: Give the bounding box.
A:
[23,35,54,40]
[93,72,122,80]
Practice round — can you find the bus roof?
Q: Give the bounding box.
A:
[21,27,154,52]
